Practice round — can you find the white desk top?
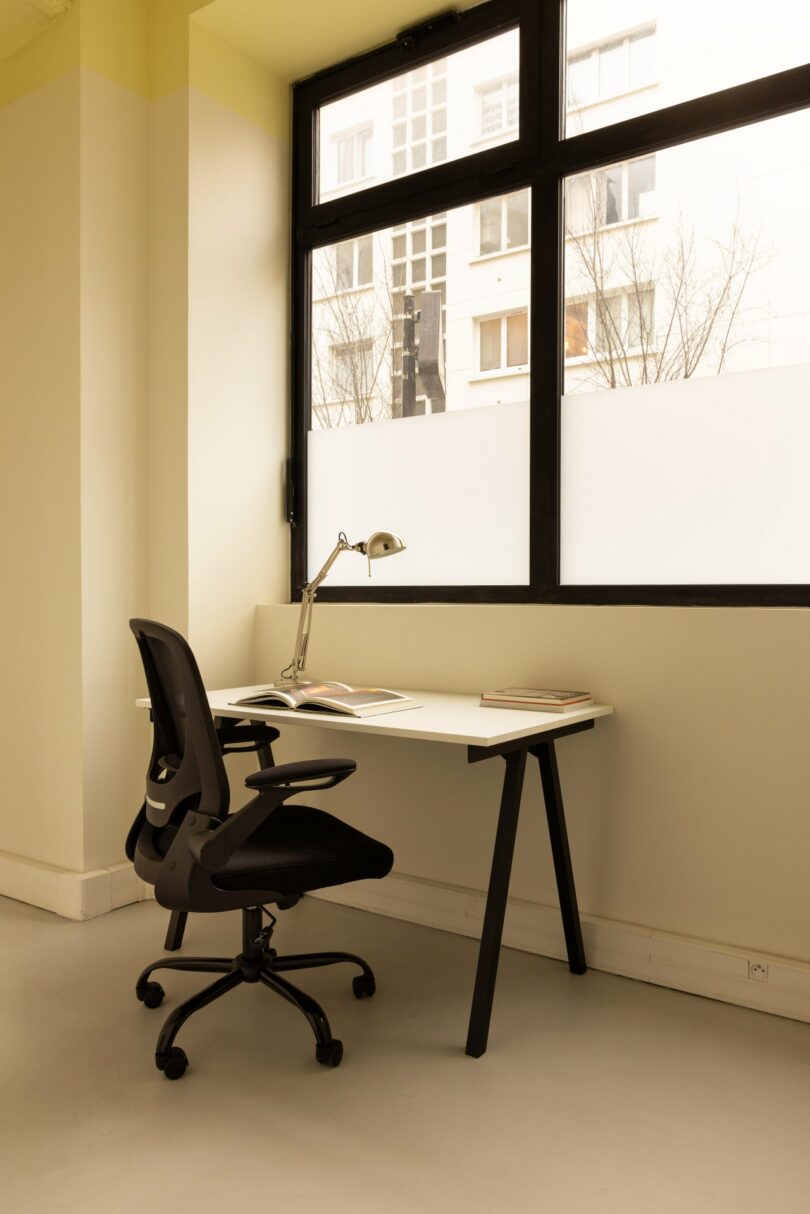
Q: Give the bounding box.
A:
[137,687,612,749]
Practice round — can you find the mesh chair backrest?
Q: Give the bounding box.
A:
[130,618,230,829]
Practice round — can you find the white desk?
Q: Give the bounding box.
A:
[138,687,612,1057]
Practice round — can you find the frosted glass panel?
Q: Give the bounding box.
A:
[566,1,810,136]
[308,402,529,586]
[561,366,810,584]
[562,109,810,584]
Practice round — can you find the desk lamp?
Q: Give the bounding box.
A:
[277,530,406,685]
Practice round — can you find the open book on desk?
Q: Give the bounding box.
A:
[230,682,419,718]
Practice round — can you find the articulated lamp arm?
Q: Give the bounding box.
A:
[277,530,405,686]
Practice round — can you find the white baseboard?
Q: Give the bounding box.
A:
[310,872,810,1024]
[0,850,151,921]
[3,851,807,1023]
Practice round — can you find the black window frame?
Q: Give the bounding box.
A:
[291,0,810,607]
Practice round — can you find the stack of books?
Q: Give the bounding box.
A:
[479,687,592,713]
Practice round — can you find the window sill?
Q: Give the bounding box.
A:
[469,129,519,151]
[564,348,658,369]
[470,245,530,265]
[565,215,657,239]
[319,175,377,200]
[470,366,529,382]
[566,80,658,115]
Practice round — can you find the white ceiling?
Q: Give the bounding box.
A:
[0,0,72,62]
[195,0,481,83]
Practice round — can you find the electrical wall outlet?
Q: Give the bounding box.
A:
[748,960,769,982]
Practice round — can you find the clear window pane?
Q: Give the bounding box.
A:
[627,156,655,220]
[566,2,810,137]
[357,235,373,286]
[506,312,528,366]
[565,174,591,233]
[431,223,447,249]
[318,29,520,201]
[629,30,655,86]
[411,229,426,255]
[506,78,519,128]
[595,295,622,353]
[598,41,626,97]
[335,240,353,290]
[479,197,502,255]
[479,84,503,136]
[479,318,501,371]
[565,302,589,358]
[562,110,810,584]
[604,166,622,224]
[506,189,529,248]
[309,194,531,586]
[626,288,654,347]
[567,52,594,108]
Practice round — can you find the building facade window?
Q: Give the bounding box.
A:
[479,189,530,254]
[567,27,656,110]
[478,73,519,138]
[566,156,655,232]
[478,311,529,372]
[564,289,654,360]
[334,126,372,186]
[393,59,448,177]
[335,236,373,291]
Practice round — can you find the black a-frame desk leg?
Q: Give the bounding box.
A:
[465,722,591,1057]
[465,748,527,1058]
[532,741,587,975]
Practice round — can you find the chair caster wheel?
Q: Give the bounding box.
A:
[138,981,165,1009]
[352,974,376,999]
[315,1039,343,1068]
[158,1047,188,1080]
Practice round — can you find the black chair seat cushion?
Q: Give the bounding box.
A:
[213,805,394,895]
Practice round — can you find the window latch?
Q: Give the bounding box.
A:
[396,10,460,50]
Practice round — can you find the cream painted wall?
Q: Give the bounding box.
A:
[79,66,150,870]
[187,83,289,687]
[0,72,84,871]
[0,0,291,896]
[146,84,190,633]
[257,603,810,965]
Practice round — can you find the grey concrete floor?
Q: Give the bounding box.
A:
[1,894,808,1214]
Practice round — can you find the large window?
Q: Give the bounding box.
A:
[292,0,810,604]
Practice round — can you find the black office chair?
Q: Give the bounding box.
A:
[128,618,394,1078]
[126,717,281,952]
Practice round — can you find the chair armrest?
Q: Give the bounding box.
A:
[244,757,356,793]
[189,758,357,872]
